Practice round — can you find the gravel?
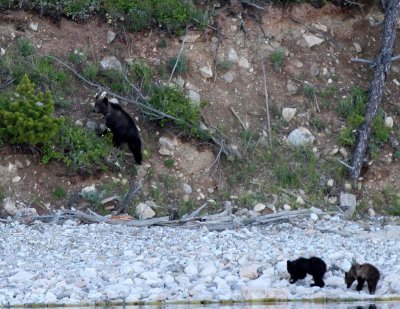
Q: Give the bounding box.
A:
[1,215,400,306]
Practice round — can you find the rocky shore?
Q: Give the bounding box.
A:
[1,214,400,306]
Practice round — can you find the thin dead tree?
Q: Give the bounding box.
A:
[351,0,400,182]
[258,35,272,148]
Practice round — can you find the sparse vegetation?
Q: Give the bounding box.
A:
[168,55,189,74]
[42,123,114,174]
[148,85,207,138]
[129,59,154,92]
[338,87,390,151]
[270,49,285,70]
[164,157,175,169]
[53,186,67,199]
[0,185,5,204]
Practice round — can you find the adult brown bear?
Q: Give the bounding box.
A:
[93,92,142,164]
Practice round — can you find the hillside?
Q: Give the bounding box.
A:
[0,0,400,220]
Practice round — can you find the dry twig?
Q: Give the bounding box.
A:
[230,107,248,130]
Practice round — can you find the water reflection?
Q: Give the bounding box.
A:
[56,302,399,309]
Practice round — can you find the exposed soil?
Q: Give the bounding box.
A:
[0,1,399,217]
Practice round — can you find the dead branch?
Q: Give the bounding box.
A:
[169,28,188,83]
[351,0,400,181]
[241,0,265,10]
[351,54,400,66]
[212,20,222,83]
[181,203,208,220]
[259,38,272,148]
[230,107,248,130]
[114,181,143,214]
[0,78,15,90]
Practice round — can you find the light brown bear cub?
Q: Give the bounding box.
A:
[345,263,380,294]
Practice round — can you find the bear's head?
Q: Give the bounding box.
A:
[344,264,359,288]
[93,91,109,115]
[287,260,296,282]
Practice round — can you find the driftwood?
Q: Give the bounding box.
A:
[114,181,143,213]
[5,205,323,231]
[350,0,400,181]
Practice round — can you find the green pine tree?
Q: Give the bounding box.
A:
[0,74,63,145]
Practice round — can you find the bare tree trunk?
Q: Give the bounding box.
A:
[351,0,400,181]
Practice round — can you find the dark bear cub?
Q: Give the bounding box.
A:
[345,263,380,294]
[287,257,327,288]
[94,92,142,164]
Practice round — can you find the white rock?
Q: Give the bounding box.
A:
[282,108,297,122]
[238,57,250,68]
[241,278,280,300]
[105,283,130,299]
[4,198,18,216]
[184,263,198,276]
[223,71,234,83]
[9,270,34,282]
[253,203,266,212]
[353,42,362,53]
[339,147,349,158]
[81,184,96,195]
[180,34,200,43]
[136,202,156,220]
[286,127,315,147]
[296,196,305,205]
[310,213,318,222]
[327,179,334,187]
[141,271,159,280]
[200,262,217,277]
[239,264,261,280]
[328,196,338,205]
[187,89,201,103]
[302,34,324,48]
[158,147,172,156]
[80,268,97,279]
[107,31,116,44]
[200,66,213,79]
[368,208,376,218]
[182,183,192,195]
[159,136,175,150]
[283,204,292,211]
[100,56,122,71]
[228,48,239,63]
[384,116,394,128]
[325,276,343,288]
[29,22,39,32]
[385,273,400,293]
[12,176,21,183]
[286,80,299,95]
[0,48,5,56]
[339,192,357,216]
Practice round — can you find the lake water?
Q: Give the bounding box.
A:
[49,302,400,309]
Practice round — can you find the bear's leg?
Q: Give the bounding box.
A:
[367,280,377,294]
[356,279,365,291]
[112,135,122,147]
[128,138,142,165]
[311,276,325,288]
